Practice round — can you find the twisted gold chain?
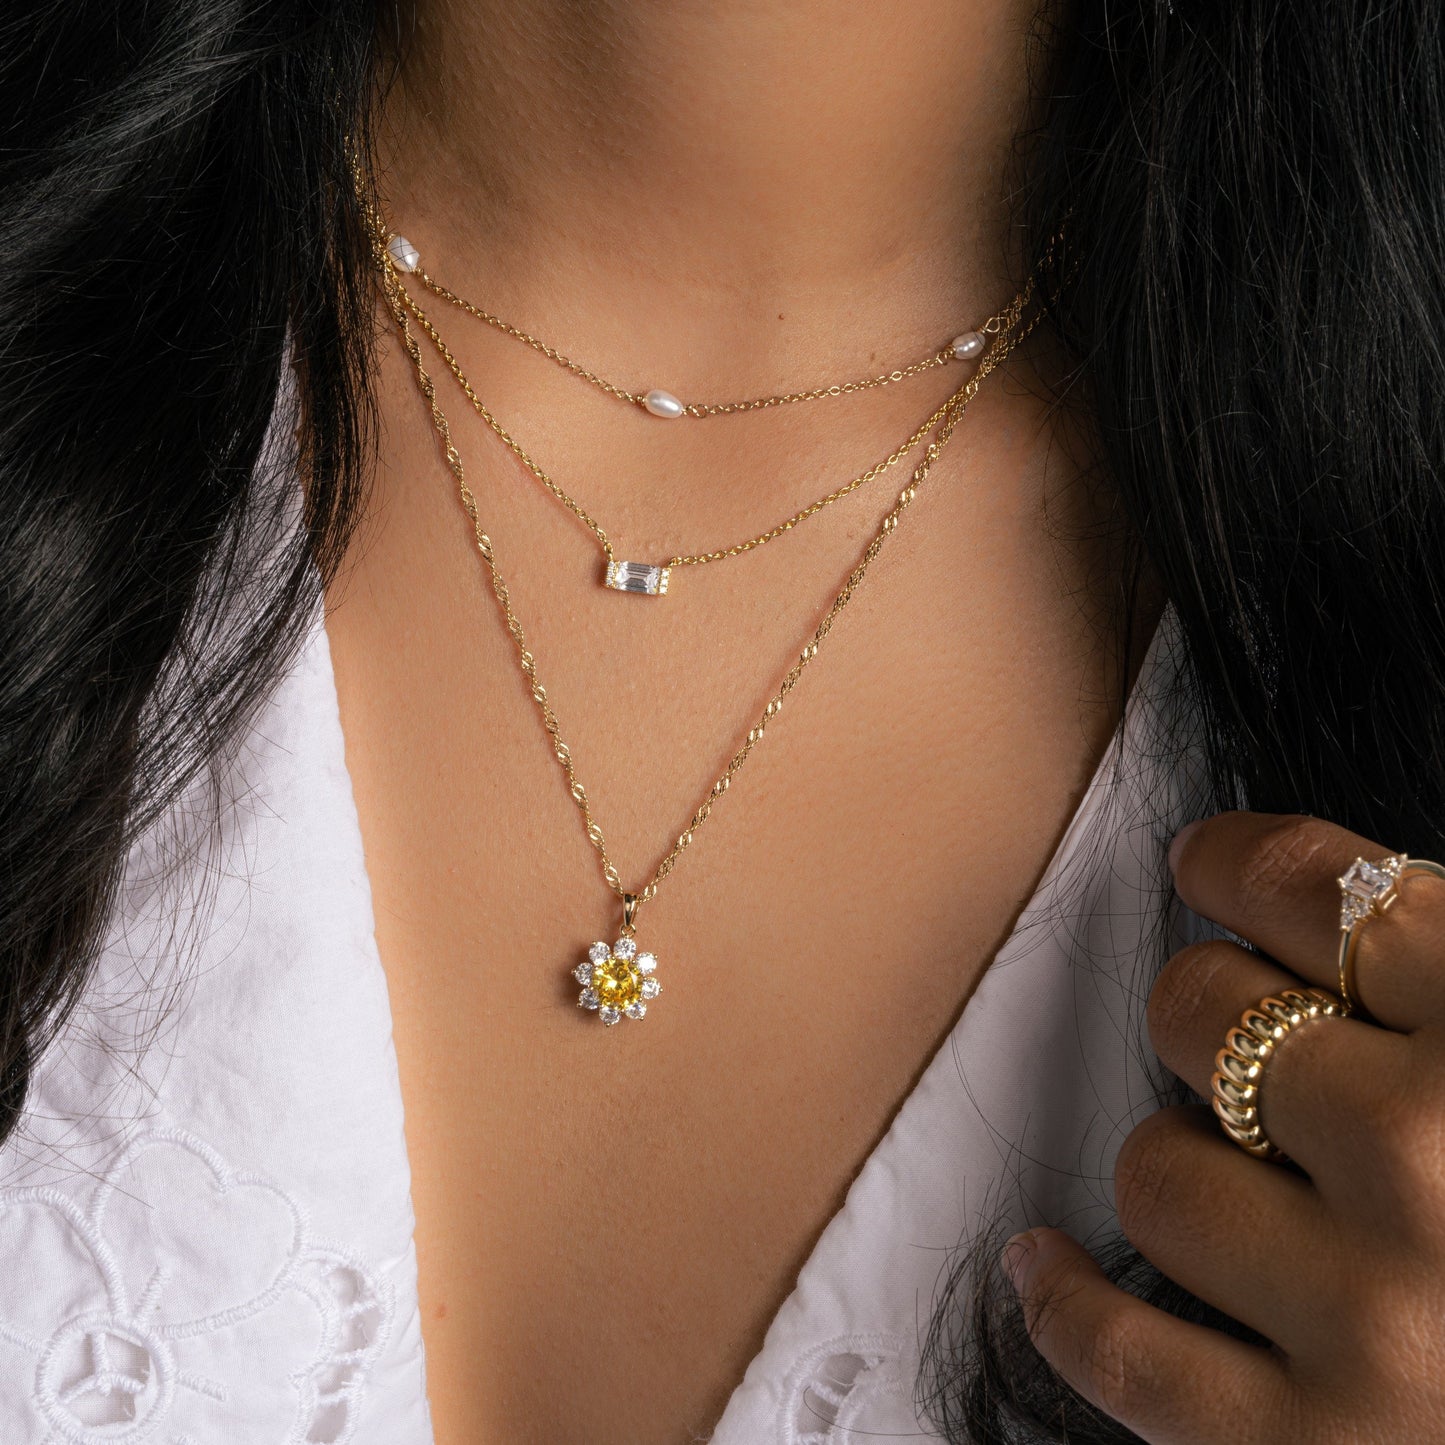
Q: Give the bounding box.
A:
[375,245,1040,924]
[413,267,990,416]
[393,275,1021,569]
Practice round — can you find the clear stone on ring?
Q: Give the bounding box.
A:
[1338,855,1405,927]
[599,1005,623,1026]
[951,331,986,360]
[643,389,685,419]
[588,941,611,964]
[387,234,420,273]
[613,937,637,960]
[640,977,661,1000]
[624,1001,647,1020]
[636,953,656,975]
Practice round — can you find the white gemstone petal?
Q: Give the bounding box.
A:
[599,1005,622,1026]
[636,952,656,975]
[573,961,594,985]
[640,977,660,999]
[579,988,600,1010]
[588,941,611,964]
[624,1001,647,1020]
[613,937,637,960]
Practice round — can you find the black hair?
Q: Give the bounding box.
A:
[3,2,1440,1441]
[922,1,1445,1438]
[0,1,384,1133]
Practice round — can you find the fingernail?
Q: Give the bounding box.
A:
[1168,819,1204,875]
[1001,1230,1038,1292]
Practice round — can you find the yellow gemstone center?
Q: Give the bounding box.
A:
[593,954,642,1010]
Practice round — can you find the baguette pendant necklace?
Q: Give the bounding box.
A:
[374,247,1037,1027]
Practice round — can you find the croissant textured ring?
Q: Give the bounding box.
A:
[1337,854,1445,1019]
[1211,987,1346,1162]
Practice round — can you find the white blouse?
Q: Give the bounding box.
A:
[0,382,1214,1444]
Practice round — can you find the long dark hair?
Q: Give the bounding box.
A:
[0,1,384,1131]
[4,2,1441,1441]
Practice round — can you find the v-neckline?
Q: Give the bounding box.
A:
[699,601,1184,1439]
[310,544,1180,1439]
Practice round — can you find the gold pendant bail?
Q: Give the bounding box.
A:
[621,892,640,936]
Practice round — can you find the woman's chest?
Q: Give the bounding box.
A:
[323,387,1134,1441]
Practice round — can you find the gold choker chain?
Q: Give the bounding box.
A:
[383,230,1013,420]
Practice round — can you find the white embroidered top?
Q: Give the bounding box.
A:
[0,385,1213,1445]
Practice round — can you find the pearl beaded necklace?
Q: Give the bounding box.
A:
[386,232,996,421]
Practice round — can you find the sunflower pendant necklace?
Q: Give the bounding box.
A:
[372,233,1036,1027]
[572,895,660,1026]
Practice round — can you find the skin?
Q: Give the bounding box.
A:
[313,3,1445,1442]
[1007,810,1445,1442]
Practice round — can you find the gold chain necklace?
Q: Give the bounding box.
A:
[374,243,1040,1027]
[389,274,1028,597]
[383,231,1002,419]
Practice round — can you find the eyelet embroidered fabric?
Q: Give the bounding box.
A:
[2,1128,394,1445]
[0,359,1213,1443]
[0,569,433,1444]
[0,365,429,1444]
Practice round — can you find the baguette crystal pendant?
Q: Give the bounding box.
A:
[574,936,662,1025]
[604,559,671,595]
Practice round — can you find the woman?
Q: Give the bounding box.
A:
[4,0,1444,1441]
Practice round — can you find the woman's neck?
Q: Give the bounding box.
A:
[375,0,1044,375]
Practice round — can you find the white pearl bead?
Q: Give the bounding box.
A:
[387,234,420,273]
[951,331,986,360]
[643,389,685,419]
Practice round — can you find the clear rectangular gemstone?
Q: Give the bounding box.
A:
[604,560,670,596]
[1339,856,1401,927]
[1342,861,1390,900]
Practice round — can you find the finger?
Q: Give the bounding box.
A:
[1171,811,1445,1031]
[1004,1226,1292,1444]
[1343,863,1445,1033]
[1147,938,1413,1185]
[1148,939,1311,1099]
[1112,1106,1332,1349]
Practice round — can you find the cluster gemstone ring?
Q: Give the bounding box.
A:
[1210,850,1445,1163]
[1337,854,1445,1020]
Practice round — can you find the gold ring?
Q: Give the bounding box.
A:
[1337,855,1445,1019]
[1211,987,1345,1161]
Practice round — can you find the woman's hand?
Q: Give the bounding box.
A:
[1002,810,1445,1444]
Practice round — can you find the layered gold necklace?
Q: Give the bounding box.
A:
[363,197,1040,1027]
[386,233,1032,597]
